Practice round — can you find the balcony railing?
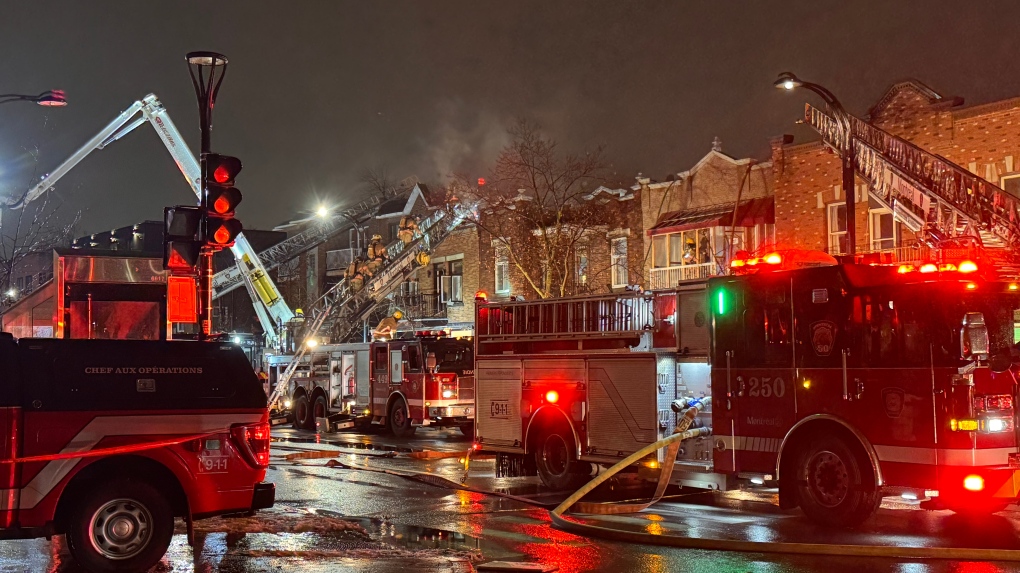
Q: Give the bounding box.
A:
[649,262,718,289]
[394,292,447,320]
[326,248,359,276]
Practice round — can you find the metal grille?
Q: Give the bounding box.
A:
[478,292,654,342]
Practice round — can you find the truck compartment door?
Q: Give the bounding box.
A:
[476,359,523,451]
[587,355,658,457]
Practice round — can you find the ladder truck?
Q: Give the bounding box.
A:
[13,94,295,346]
[473,250,1020,527]
[265,205,476,437]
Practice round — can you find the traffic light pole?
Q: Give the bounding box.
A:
[187,51,229,341]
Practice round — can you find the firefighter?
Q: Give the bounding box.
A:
[397,214,420,245]
[257,368,270,397]
[367,234,388,273]
[372,310,403,341]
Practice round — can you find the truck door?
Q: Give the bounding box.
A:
[791,273,849,424]
[371,344,389,417]
[711,276,795,474]
[0,338,20,527]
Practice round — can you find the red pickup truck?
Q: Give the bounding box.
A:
[0,335,274,572]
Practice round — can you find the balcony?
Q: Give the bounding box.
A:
[395,291,447,320]
[649,262,718,289]
[326,248,359,277]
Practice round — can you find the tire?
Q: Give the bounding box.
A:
[459,422,474,438]
[65,478,174,573]
[313,395,329,431]
[292,394,310,430]
[795,434,881,528]
[535,427,590,490]
[389,399,416,437]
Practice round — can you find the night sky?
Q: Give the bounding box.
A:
[3,1,1020,235]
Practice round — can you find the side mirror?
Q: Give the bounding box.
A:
[989,350,1013,373]
[961,312,990,361]
[426,352,437,371]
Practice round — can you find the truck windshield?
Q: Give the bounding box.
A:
[850,286,1020,368]
[422,339,473,373]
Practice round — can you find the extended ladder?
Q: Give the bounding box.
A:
[267,205,468,408]
[806,104,1020,266]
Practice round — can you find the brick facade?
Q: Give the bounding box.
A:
[774,80,1020,253]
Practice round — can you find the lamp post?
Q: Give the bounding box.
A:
[0,91,67,107]
[775,72,856,256]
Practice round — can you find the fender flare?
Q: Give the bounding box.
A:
[524,406,582,458]
[775,413,883,487]
[386,391,409,419]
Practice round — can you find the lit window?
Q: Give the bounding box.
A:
[827,203,848,255]
[495,245,510,294]
[611,237,628,287]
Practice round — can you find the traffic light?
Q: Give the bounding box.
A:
[163,206,203,272]
[204,153,243,249]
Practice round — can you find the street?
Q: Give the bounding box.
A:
[1,426,1018,572]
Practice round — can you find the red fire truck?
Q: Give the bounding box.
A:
[473,251,1020,527]
[272,331,475,436]
[0,336,274,572]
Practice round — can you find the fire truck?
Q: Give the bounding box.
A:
[270,331,475,436]
[0,335,274,572]
[473,250,1020,527]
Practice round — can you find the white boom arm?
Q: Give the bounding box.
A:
[17,94,294,345]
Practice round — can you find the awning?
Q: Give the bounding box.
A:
[649,197,774,235]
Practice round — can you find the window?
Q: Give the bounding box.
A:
[869,209,897,251]
[1002,173,1020,199]
[406,344,422,372]
[278,258,299,282]
[436,258,463,304]
[652,235,667,268]
[306,251,318,296]
[827,203,848,255]
[495,246,510,294]
[575,245,589,286]
[611,237,628,287]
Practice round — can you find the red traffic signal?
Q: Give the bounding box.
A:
[204,153,243,248]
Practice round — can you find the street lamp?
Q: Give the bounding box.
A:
[775,72,857,256]
[0,90,67,107]
[316,205,329,218]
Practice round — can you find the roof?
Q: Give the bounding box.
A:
[375,183,429,219]
[649,197,774,235]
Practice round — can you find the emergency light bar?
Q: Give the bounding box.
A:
[730,250,838,275]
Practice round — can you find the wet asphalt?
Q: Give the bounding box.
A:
[4,425,1020,572]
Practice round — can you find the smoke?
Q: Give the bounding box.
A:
[425,99,511,182]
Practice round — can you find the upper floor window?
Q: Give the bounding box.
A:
[827,203,848,255]
[495,245,510,294]
[611,237,628,287]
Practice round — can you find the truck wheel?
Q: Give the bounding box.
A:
[390,399,416,437]
[65,478,174,573]
[292,394,311,430]
[313,395,329,431]
[459,422,474,438]
[795,434,881,528]
[535,428,588,490]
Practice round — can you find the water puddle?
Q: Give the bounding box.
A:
[312,508,483,552]
[272,435,421,454]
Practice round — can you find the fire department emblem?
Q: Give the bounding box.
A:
[810,321,836,356]
[882,387,905,418]
[411,381,419,393]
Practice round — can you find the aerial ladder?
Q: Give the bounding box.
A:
[12,94,296,345]
[266,204,468,409]
[806,104,1020,274]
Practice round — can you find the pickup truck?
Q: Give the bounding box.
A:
[0,334,274,572]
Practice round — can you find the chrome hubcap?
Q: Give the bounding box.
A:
[808,450,850,508]
[90,499,152,560]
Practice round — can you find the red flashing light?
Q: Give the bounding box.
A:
[959,260,978,274]
[764,253,782,265]
[919,263,938,274]
[730,259,745,268]
[545,390,559,404]
[939,263,957,272]
[475,290,488,301]
[477,177,486,186]
[897,264,915,274]
[966,282,978,290]
[213,164,232,184]
[963,474,985,492]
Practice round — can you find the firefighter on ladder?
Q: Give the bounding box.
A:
[397,214,421,246]
[367,234,388,274]
[372,310,403,341]
[345,256,367,293]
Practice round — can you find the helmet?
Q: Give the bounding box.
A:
[393,310,403,320]
[372,234,382,241]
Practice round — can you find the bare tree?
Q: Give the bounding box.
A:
[0,192,80,294]
[460,120,616,299]
[358,165,395,198]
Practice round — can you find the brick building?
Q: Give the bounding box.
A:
[639,140,775,289]
[772,80,1020,256]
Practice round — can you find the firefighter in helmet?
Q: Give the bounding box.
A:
[397,214,421,246]
[372,310,403,341]
[367,234,388,274]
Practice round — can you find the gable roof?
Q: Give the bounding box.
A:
[374,183,430,219]
[866,79,962,120]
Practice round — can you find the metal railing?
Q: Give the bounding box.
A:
[326,248,358,275]
[648,262,718,290]
[477,291,655,342]
[807,104,1020,252]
